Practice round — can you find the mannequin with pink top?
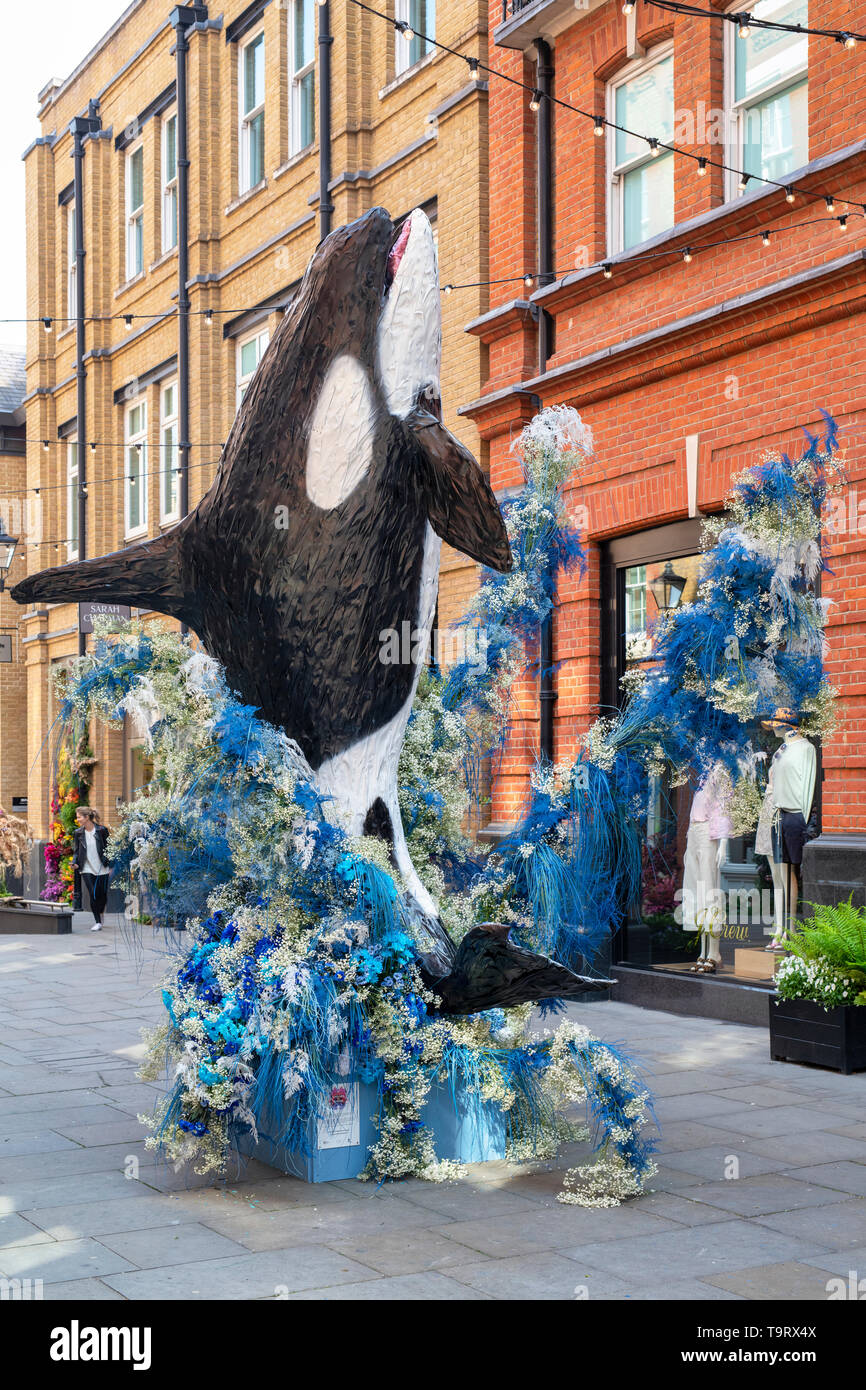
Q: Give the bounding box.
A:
[683,762,732,974]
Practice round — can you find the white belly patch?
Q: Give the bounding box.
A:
[305,354,375,510]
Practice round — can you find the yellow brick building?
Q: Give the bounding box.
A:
[0,348,28,842]
[17,0,491,866]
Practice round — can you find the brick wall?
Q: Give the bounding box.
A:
[466,0,866,828]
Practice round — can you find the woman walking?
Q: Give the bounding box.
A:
[73,808,112,931]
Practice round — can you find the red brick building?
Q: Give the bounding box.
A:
[460,0,866,1009]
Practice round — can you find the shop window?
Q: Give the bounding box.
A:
[608,46,674,253]
[395,0,435,77]
[727,0,808,193]
[239,29,265,192]
[604,528,785,981]
[124,398,148,539]
[290,0,315,155]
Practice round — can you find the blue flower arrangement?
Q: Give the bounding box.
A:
[59,405,657,1203]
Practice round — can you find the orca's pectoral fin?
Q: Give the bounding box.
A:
[408,407,513,574]
[10,523,199,629]
[423,922,612,1015]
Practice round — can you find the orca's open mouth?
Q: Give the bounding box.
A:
[384,218,412,295]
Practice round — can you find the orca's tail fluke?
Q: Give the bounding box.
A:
[423,922,613,1015]
[10,524,199,628]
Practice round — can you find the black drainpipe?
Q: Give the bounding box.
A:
[318,1,333,239]
[69,103,101,658]
[171,6,207,528]
[535,37,555,762]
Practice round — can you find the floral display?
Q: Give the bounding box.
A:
[0,806,31,893]
[580,415,842,822]
[775,899,866,1009]
[41,736,95,903]
[59,406,657,1206]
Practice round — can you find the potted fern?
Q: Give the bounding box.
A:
[770,898,866,1074]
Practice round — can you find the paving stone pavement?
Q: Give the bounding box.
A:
[1,918,864,1302]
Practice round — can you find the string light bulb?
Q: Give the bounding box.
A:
[682,247,693,264]
[697,156,708,176]
[839,214,849,230]
[523,273,534,288]
[468,57,479,75]
[737,13,752,38]
[602,262,613,279]
[442,284,453,296]
[593,116,604,137]
[647,137,660,157]
[529,90,541,112]
[42,440,49,452]
[124,314,133,328]
[840,32,857,49]
[739,172,750,191]
[785,186,795,203]
[825,196,836,213]
[42,317,52,333]
[399,20,414,41]
[622,1,635,13]
[204,309,214,324]
[761,230,770,246]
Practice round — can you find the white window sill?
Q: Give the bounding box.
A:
[115,272,145,299]
[273,146,316,180]
[124,527,148,543]
[225,179,268,215]
[151,247,177,272]
[378,50,435,100]
[159,515,180,529]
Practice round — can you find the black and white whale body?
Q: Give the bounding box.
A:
[12,206,609,1011]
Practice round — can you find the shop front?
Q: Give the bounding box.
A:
[600,520,806,1021]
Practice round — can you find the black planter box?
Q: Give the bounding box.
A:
[769,994,866,1074]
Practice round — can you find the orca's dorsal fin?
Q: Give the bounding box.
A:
[408,406,512,573]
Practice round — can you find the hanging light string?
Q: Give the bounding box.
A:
[642,0,865,47]
[7,202,864,331]
[350,0,865,214]
[22,456,223,499]
[442,210,863,291]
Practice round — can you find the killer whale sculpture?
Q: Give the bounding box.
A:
[13,206,608,1010]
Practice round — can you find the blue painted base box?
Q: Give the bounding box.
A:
[243,1073,506,1183]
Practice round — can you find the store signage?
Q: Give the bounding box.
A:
[79,602,131,634]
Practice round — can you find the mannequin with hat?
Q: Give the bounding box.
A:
[756,708,817,951]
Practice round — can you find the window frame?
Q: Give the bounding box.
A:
[236,327,270,409]
[394,0,435,78]
[606,41,675,256]
[67,438,79,561]
[289,0,316,156]
[724,0,809,201]
[124,397,148,540]
[238,27,266,194]
[125,142,145,281]
[159,379,180,524]
[66,201,77,323]
[161,107,178,254]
